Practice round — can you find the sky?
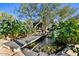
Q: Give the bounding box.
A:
[0,3,20,18]
[0,3,79,19]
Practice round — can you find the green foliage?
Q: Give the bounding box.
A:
[40,45,64,54]
[58,5,77,23]
[25,19,36,35]
[11,20,27,38]
[57,18,79,44]
[0,19,27,40]
[0,20,11,38]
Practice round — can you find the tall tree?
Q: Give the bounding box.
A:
[57,5,77,25]
[15,3,77,35]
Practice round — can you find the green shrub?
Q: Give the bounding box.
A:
[0,19,27,40]
[57,18,79,44]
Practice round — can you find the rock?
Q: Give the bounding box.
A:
[6,36,12,41]
[3,41,21,49]
[55,47,71,56]
[61,53,69,56]
[66,49,77,56]
[21,48,38,56]
[67,44,74,47]
[62,47,70,53]
[49,54,56,56]
[13,51,25,56]
[16,39,27,45]
[0,39,8,46]
[0,45,11,50]
[75,44,79,48]
[56,51,64,56]
[38,52,48,56]
[0,47,14,56]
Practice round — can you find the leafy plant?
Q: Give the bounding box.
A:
[0,19,28,40]
[57,18,79,44]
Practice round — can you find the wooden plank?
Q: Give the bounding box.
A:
[21,36,43,49]
[17,36,39,43]
[2,36,42,49]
